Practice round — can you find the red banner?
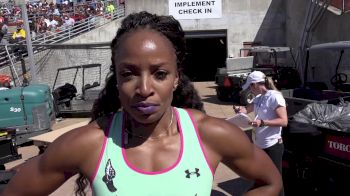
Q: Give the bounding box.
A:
[324,135,350,160]
[330,0,350,12]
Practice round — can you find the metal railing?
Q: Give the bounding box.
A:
[0,6,124,68]
[32,8,125,44]
[0,42,111,89]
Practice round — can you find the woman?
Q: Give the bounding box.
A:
[2,12,282,196]
[234,70,288,196]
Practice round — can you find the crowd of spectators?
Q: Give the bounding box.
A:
[0,0,125,43]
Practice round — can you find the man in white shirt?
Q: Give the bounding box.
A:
[48,15,58,29]
[63,15,75,29]
[53,7,60,16]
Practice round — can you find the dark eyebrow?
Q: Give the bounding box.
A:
[150,61,174,68]
[117,61,172,71]
[149,63,164,69]
[117,62,137,69]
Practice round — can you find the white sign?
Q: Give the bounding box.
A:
[169,0,222,19]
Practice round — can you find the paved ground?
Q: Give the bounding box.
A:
[4,81,253,195]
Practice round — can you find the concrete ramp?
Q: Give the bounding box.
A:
[66,17,124,44]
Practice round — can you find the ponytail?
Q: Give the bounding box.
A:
[265,76,278,91]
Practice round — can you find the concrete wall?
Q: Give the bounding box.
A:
[126,0,286,57]
[286,0,350,88]
[22,0,287,88]
[31,19,125,91]
[66,18,123,44]
[12,0,350,89]
[66,0,287,56]
[15,0,350,88]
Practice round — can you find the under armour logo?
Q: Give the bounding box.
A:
[185,168,200,178]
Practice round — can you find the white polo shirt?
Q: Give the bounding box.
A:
[253,90,286,149]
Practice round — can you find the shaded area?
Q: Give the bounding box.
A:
[254,0,286,47]
[201,95,234,106]
[184,32,227,82]
[217,177,254,196]
[211,189,227,196]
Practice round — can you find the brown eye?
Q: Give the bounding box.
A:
[120,71,133,78]
[154,71,168,80]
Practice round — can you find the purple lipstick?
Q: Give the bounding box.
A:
[132,102,159,115]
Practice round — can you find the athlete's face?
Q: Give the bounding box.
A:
[113,29,179,124]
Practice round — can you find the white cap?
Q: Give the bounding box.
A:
[242,71,266,90]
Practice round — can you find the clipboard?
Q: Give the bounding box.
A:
[226,113,253,130]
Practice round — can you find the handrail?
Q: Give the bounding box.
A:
[32,7,125,45]
[0,6,124,69]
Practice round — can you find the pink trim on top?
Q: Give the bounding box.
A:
[122,107,184,175]
[121,111,126,148]
[185,109,215,177]
[90,115,114,184]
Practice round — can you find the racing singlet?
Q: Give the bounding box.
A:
[91,107,214,196]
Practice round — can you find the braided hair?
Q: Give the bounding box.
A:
[75,11,204,196]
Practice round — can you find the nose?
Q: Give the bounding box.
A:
[137,74,154,97]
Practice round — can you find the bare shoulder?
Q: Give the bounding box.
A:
[50,120,105,156]
[185,108,243,137]
[41,120,106,173]
[185,109,253,158]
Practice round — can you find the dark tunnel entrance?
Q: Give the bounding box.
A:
[184,30,227,82]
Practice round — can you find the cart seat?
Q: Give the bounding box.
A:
[336,83,350,92]
[83,82,100,92]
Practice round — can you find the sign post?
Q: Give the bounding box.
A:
[14,0,36,83]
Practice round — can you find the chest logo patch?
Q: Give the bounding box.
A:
[185,168,200,178]
[102,159,117,192]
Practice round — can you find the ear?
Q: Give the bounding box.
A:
[173,72,179,91]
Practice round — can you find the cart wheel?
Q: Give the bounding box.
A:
[216,87,229,101]
[240,89,254,105]
[331,73,347,87]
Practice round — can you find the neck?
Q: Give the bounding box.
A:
[124,108,175,141]
[253,89,267,96]
[261,88,268,95]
